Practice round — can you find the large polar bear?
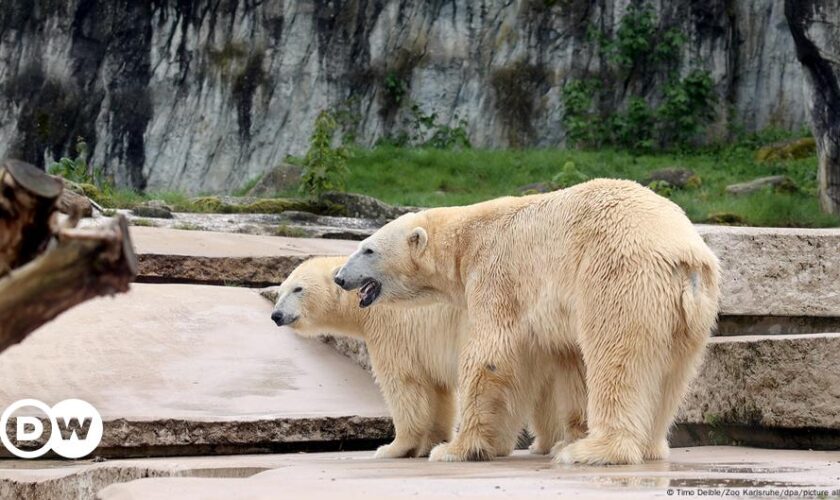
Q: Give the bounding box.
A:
[270,256,587,459]
[334,179,720,465]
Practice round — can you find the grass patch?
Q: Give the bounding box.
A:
[341,143,838,228]
[73,127,837,228]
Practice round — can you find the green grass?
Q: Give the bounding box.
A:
[73,129,838,228]
[339,144,838,228]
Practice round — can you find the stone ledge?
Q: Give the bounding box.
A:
[679,333,840,430]
[135,224,840,315]
[1,416,393,460]
[137,254,311,287]
[697,225,840,317]
[325,333,840,436]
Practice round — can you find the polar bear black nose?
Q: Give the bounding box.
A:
[334,275,346,288]
[271,311,285,326]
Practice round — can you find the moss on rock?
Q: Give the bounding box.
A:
[755,137,816,162]
[185,196,347,216]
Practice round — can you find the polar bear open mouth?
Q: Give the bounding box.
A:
[358,278,382,308]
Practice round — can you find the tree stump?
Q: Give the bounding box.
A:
[0,160,138,353]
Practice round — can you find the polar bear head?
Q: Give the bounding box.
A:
[270,256,348,335]
[334,212,437,308]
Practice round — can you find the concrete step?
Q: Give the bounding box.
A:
[130,225,840,319]
[132,226,357,287]
[677,332,840,448]
[697,225,840,317]
[2,447,840,500]
[318,330,840,449]
[0,283,390,458]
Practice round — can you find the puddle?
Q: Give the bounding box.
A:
[574,475,807,489]
[668,478,805,488]
[668,462,808,474]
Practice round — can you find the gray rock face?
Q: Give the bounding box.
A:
[0,1,817,193]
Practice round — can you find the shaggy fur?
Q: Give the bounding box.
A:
[272,257,586,458]
[335,179,720,465]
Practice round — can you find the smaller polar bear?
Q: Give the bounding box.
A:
[270,256,587,458]
[335,179,720,465]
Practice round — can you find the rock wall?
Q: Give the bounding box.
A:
[0,0,818,193]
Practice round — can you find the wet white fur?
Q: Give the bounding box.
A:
[273,257,586,458]
[339,178,720,464]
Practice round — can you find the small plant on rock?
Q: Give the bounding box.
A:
[551,161,589,188]
[48,137,110,188]
[647,180,673,197]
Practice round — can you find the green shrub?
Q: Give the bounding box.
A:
[377,104,470,150]
[48,138,110,187]
[658,70,717,147]
[647,180,673,197]
[300,110,350,198]
[551,162,589,188]
[563,3,716,151]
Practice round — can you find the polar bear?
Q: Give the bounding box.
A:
[270,256,587,459]
[334,179,720,465]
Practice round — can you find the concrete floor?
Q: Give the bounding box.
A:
[130,226,359,258]
[2,447,839,499]
[0,283,387,421]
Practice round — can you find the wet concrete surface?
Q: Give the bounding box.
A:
[1,447,834,500]
[0,283,390,456]
[129,225,359,258]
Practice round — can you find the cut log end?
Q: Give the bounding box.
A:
[0,160,138,353]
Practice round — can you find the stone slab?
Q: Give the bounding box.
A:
[314,329,840,441]
[115,210,379,240]
[130,226,358,286]
[679,333,840,431]
[697,225,840,317]
[129,224,840,315]
[0,283,390,457]
[0,447,832,500]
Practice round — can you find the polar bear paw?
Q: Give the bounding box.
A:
[374,440,427,459]
[528,438,554,455]
[643,439,670,461]
[428,443,461,462]
[429,441,494,462]
[554,434,644,465]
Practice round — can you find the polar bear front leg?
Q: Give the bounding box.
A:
[429,328,527,462]
[374,378,439,459]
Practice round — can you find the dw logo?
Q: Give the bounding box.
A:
[0,399,103,459]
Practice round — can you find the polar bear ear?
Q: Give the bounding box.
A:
[408,227,428,253]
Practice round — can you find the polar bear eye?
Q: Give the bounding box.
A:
[293,286,303,293]
[363,248,374,255]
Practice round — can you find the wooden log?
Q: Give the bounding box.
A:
[0,215,138,353]
[0,160,63,276]
[0,159,138,353]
